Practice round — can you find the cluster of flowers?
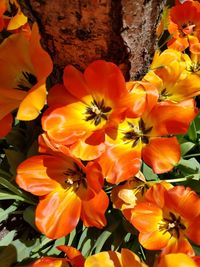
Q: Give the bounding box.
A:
[24,245,200,267]
[0,0,200,266]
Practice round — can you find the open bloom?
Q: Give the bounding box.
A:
[0,0,27,31]
[16,137,108,239]
[167,1,200,53]
[144,49,200,102]
[97,98,197,183]
[131,184,200,254]
[42,60,141,153]
[85,248,147,267]
[28,246,84,267]
[111,179,172,224]
[0,22,52,121]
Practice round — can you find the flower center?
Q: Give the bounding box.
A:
[85,99,112,126]
[160,212,186,238]
[122,119,153,147]
[16,71,38,91]
[158,88,172,101]
[180,21,196,36]
[187,62,200,73]
[63,163,86,189]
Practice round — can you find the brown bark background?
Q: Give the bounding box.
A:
[21,0,166,82]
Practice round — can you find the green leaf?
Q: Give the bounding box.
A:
[180,142,195,156]
[47,237,66,256]
[0,177,37,205]
[142,163,158,181]
[0,230,16,246]
[187,121,197,142]
[0,204,17,223]
[178,158,200,174]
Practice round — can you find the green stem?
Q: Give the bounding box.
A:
[183,153,200,158]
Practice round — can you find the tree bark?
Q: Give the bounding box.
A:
[22,0,166,82]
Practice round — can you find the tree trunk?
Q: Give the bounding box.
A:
[21,0,166,82]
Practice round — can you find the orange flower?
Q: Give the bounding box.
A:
[0,0,27,31]
[111,179,171,224]
[144,49,200,102]
[28,246,84,267]
[0,22,52,121]
[16,139,108,239]
[98,98,197,183]
[131,184,200,253]
[167,1,200,52]
[42,61,143,153]
[85,248,147,267]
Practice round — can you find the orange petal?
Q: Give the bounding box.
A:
[70,139,105,161]
[36,189,81,239]
[121,248,147,267]
[16,155,66,196]
[17,79,47,120]
[142,137,181,174]
[47,84,77,107]
[63,65,89,100]
[57,246,85,267]
[158,253,198,267]
[84,60,127,103]
[165,186,200,220]
[85,251,122,267]
[149,99,198,136]
[139,230,171,250]
[161,237,195,257]
[98,144,142,184]
[131,202,163,233]
[186,216,200,245]
[85,161,104,194]
[81,190,109,228]
[30,258,69,267]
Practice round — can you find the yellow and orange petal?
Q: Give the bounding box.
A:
[85,248,147,267]
[0,23,52,121]
[142,137,181,174]
[158,253,198,267]
[36,189,82,239]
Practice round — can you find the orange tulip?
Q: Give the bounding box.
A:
[167,1,200,52]
[144,49,200,102]
[131,184,200,253]
[85,248,147,267]
[98,98,197,183]
[28,246,84,267]
[42,61,146,154]
[16,138,108,239]
[0,22,52,121]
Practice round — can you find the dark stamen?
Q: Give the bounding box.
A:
[85,99,112,126]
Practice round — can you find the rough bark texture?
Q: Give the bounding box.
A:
[22,0,166,82]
